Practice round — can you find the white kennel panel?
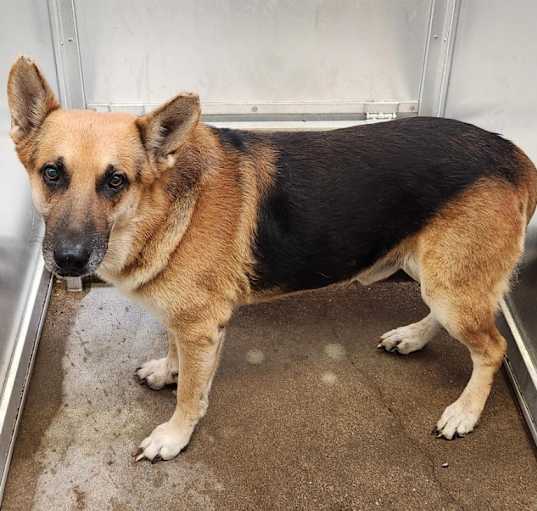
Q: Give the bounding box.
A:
[0,0,57,497]
[74,0,432,118]
[445,0,537,163]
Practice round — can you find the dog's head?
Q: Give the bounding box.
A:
[7,57,200,277]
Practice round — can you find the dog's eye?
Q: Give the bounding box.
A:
[97,167,129,197]
[108,173,126,190]
[43,165,61,184]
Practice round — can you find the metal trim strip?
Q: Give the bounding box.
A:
[88,100,419,118]
[501,299,537,390]
[0,261,53,505]
[418,0,461,116]
[499,299,537,446]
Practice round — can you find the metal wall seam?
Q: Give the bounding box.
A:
[418,0,461,117]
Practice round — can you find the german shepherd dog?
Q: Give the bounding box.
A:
[8,57,537,462]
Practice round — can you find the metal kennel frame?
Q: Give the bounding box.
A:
[1,0,537,502]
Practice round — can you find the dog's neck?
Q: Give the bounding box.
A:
[97,186,199,292]
[96,124,216,292]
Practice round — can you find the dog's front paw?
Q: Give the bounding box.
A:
[135,357,178,390]
[134,420,193,462]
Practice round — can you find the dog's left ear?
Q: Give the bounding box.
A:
[7,56,60,143]
[136,93,200,168]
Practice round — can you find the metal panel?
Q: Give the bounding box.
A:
[499,303,537,445]
[0,0,56,499]
[74,0,431,118]
[418,0,460,116]
[0,0,56,394]
[444,0,537,441]
[48,0,86,109]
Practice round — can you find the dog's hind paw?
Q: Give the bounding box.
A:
[378,315,439,355]
[378,326,430,354]
[434,399,480,440]
[135,357,178,390]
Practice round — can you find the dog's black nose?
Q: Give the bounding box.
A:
[53,241,91,276]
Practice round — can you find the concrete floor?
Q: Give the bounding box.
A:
[3,281,537,510]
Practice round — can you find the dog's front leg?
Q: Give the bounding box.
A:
[135,331,179,389]
[135,320,225,462]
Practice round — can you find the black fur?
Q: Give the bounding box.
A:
[211,126,261,152]
[216,117,523,292]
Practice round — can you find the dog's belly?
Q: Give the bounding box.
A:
[250,237,406,293]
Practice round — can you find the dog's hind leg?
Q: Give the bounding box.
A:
[364,244,442,354]
[378,312,441,354]
[433,320,507,439]
[416,180,527,439]
[135,331,179,390]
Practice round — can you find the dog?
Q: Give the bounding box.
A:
[7,57,537,462]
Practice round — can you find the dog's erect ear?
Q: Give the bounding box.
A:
[7,57,60,143]
[136,93,200,168]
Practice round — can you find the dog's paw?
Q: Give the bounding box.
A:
[434,399,480,440]
[134,420,193,462]
[135,357,178,390]
[378,324,430,354]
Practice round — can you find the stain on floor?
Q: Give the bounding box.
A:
[3,281,537,510]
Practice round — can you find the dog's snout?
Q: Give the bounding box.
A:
[53,239,92,276]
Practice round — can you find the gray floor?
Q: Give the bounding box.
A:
[3,281,537,510]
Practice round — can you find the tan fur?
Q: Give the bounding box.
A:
[418,179,527,326]
[376,176,533,437]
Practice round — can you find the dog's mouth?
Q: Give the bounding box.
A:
[49,265,95,278]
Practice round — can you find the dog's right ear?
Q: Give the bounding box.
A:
[7,57,60,143]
